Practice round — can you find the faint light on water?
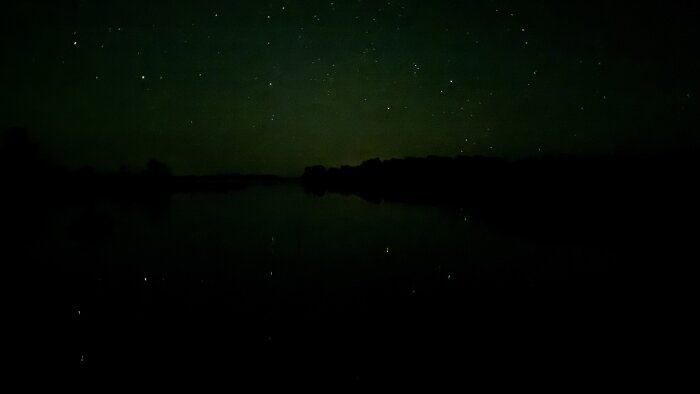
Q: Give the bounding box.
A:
[144,277,147,282]
[447,275,451,280]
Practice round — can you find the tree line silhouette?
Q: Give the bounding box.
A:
[302,153,698,243]
[0,127,280,195]
[303,154,695,202]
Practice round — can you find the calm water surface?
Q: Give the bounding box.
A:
[12,182,639,378]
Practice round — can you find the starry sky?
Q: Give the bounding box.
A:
[2,0,698,176]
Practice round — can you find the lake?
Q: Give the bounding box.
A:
[6,181,685,382]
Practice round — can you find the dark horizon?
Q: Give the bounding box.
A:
[3,125,699,180]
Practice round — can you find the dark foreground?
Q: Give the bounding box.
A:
[4,163,696,385]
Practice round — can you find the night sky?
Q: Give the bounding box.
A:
[3,0,698,176]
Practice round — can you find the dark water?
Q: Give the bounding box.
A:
[6,181,688,382]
